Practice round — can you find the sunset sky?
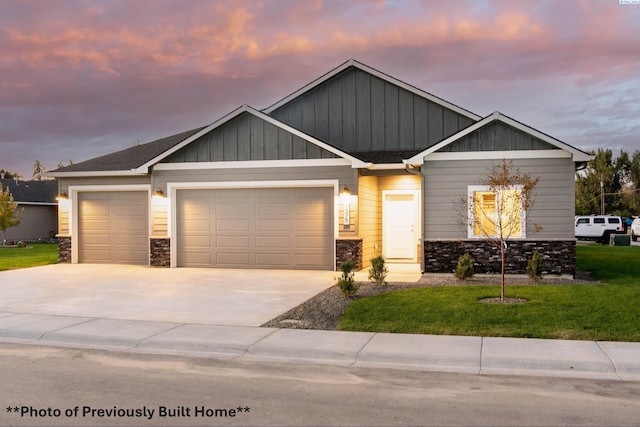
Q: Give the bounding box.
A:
[2,0,639,178]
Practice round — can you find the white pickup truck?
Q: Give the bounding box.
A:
[575,215,627,244]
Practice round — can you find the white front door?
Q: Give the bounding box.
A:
[383,190,419,261]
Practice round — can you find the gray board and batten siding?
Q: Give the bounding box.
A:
[438,120,561,152]
[270,67,476,154]
[423,157,575,241]
[164,112,339,163]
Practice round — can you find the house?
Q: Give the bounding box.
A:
[48,59,592,274]
[0,177,58,242]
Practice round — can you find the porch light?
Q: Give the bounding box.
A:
[56,191,68,200]
[153,188,165,198]
[340,186,351,196]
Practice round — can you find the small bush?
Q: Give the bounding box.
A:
[526,250,544,282]
[453,253,475,280]
[368,255,388,285]
[16,241,27,248]
[336,260,359,297]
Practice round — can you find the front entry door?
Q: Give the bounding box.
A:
[383,190,419,261]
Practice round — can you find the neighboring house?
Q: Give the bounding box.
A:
[48,59,592,274]
[0,178,58,242]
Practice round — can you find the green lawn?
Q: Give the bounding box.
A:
[0,243,58,271]
[339,245,640,342]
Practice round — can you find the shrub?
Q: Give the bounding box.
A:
[16,241,27,248]
[526,250,544,282]
[336,260,359,297]
[453,253,475,280]
[368,255,388,285]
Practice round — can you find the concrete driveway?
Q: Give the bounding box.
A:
[0,264,335,326]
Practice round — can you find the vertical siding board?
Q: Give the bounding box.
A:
[263,121,278,160]
[183,143,198,162]
[328,78,343,149]
[315,85,329,140]
[427,102,444,145]
[250,115,265,160]
[414,97,429,149]
[301,94,315,136]
[291,135,306,159]
[277,128,292,159]
[443,109,460,139]
[196,134,210,161]
[211,129,224,161]
[355,70,371,151]
[384,82,399,150]
[341,69,357,151]
[370,76,385,150]
[222,121,238,161]
[237,113,251,161]
[399,89,414,149]
[305,140,321,158]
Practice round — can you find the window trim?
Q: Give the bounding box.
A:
[467,185,527,239]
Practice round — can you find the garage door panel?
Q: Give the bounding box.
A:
[216,235,250,248]
[117,219,147,232]
[256,253,290,266]
[216,203,250,215]
[177,187,333,269]
[216,252,251,265]
[216,219,250,232]
[82,234,111,245]
[117,250,147,263]
[82,220,111,231]
[255,219,289,232]
[255,236,290,248]
[117,234,147,246]
[182,235,212,247]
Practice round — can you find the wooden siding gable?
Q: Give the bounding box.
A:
[265,60,479,156]
[146,105,368,169]
[405,112,594,165]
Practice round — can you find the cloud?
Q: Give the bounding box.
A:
[0,0,639,177]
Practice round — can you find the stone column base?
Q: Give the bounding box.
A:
[57,236,71,263]
[150,238,170,267]
[336,238,363,271]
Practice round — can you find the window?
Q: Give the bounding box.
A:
[594,218,605,224]
[608,218,620,224]
[468,185,525,238]
[577,218,590,225]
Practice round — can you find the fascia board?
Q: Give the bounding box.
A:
[45,170,145,178]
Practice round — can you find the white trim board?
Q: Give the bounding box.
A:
[154,158,352,171]
[424,150,572,161]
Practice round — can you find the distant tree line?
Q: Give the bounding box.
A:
[575,149,640,217]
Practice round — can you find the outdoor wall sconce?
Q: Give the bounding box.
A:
[56,191,68,200]
[153,188,165,198]
[340,186,351,226]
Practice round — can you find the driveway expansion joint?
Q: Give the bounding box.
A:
[38,317,99,341]
[596,341,624,381]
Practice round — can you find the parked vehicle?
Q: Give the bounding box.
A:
[631,218,640,242]
[575,215,626,244]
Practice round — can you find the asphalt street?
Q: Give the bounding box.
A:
[1,344,640,427]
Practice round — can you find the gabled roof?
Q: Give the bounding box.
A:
[404,112,594,165]
[263,59,482,122]
[47,127,207,177]
[0,179,58,205]
[133,105,369,172]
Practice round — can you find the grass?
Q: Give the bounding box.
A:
[0,243,58,271]
[339,245,640,342]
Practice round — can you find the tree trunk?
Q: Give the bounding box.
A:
[500,242,505,302]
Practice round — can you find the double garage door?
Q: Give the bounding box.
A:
[177,187,333,270]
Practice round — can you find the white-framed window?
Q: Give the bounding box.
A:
[467,185,526,239]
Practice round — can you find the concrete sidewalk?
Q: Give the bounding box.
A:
[1,311,639,382]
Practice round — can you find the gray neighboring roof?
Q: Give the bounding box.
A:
[0,179,58,204]
[47,126,207,175]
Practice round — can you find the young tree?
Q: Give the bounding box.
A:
[0,184,24,245]
[0,169,21,179]
[463,159,541,302]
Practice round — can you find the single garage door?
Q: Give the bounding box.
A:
[177,187,333,269]
[78,191,149,265]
